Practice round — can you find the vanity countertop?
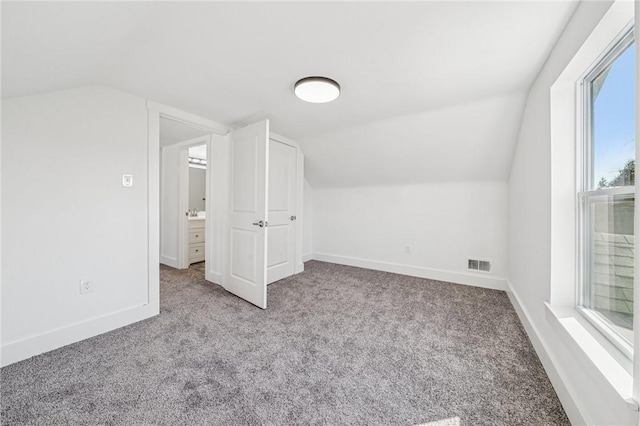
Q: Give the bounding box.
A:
[188,213,206,221]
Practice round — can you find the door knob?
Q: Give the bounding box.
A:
[290,215,297,221]
[252,220,267,228]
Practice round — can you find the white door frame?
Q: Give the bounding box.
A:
[147,101,230,315]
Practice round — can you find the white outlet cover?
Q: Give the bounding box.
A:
[122,174,133,187]
[80,280,93,294]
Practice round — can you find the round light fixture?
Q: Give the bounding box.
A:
[294,76,340,103]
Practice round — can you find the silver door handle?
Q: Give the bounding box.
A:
[252,220,268,228]
[290,215,297,221]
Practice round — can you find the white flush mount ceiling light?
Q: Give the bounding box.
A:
[294,76,340,103]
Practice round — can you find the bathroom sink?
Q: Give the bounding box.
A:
[188,212,205,221]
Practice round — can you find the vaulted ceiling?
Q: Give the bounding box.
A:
[2,1,578,187]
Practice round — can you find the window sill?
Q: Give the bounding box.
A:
[544,302,637,409]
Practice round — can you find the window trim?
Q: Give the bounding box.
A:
[577,306,633,359]
[577,25,636,360]
[548,0,636,411]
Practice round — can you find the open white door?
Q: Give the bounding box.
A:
[226,120,269,309]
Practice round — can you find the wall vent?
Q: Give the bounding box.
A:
[468,258,491,273]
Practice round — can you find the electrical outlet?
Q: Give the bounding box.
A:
[80,280,93,294]
[404,245,411,254]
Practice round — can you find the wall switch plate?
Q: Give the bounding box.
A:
[80,280,93,294]
[404,245,411,254]
[122,174,133,187]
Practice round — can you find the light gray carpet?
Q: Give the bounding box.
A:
[190,261,205,275]
[1,261,569,425]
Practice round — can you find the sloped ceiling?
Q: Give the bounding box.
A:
[2,1,578,187]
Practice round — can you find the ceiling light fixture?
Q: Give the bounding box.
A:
[294,76,340,103]
[189,157,206,166]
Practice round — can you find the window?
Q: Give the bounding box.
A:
[578,27,635,357]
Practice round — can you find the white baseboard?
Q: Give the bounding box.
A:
[160,254,179,268]
[302,253,313,262]
[1,304,156,367]
[505,281,585,425]
[313,252,505,291]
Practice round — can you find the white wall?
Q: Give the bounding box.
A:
[312,181,508,289]
[1,86,154,366]
[302,180,313,261]
[507,1,637,424]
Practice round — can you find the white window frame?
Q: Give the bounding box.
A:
[577,25,635,360]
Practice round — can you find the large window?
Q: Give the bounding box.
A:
[579,27,635,356]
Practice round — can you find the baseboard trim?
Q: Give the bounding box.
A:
[1,304,156,367]
[313,252,505,290]
[160,254,179,268]
[302,253,313,262]
[505,281,585,425]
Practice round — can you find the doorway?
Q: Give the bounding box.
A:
[148,103,305,311]
[186,143,207,277]
[159,117,211,276]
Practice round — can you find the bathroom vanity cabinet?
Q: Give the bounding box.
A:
[188,218,205,264]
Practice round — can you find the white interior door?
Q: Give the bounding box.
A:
[267,139,297,284]
[226,120,269,309]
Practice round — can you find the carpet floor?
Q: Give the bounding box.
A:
[1,261,569,425]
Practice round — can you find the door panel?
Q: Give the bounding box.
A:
[267,139,297,284]
[226,120,269,309]
[231,229,257,283]
[267,225,290,268]
[268,142,292,211]
[232,137,258,212]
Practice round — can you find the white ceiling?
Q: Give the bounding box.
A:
[2,1,578,187]
[304,92,528,186]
